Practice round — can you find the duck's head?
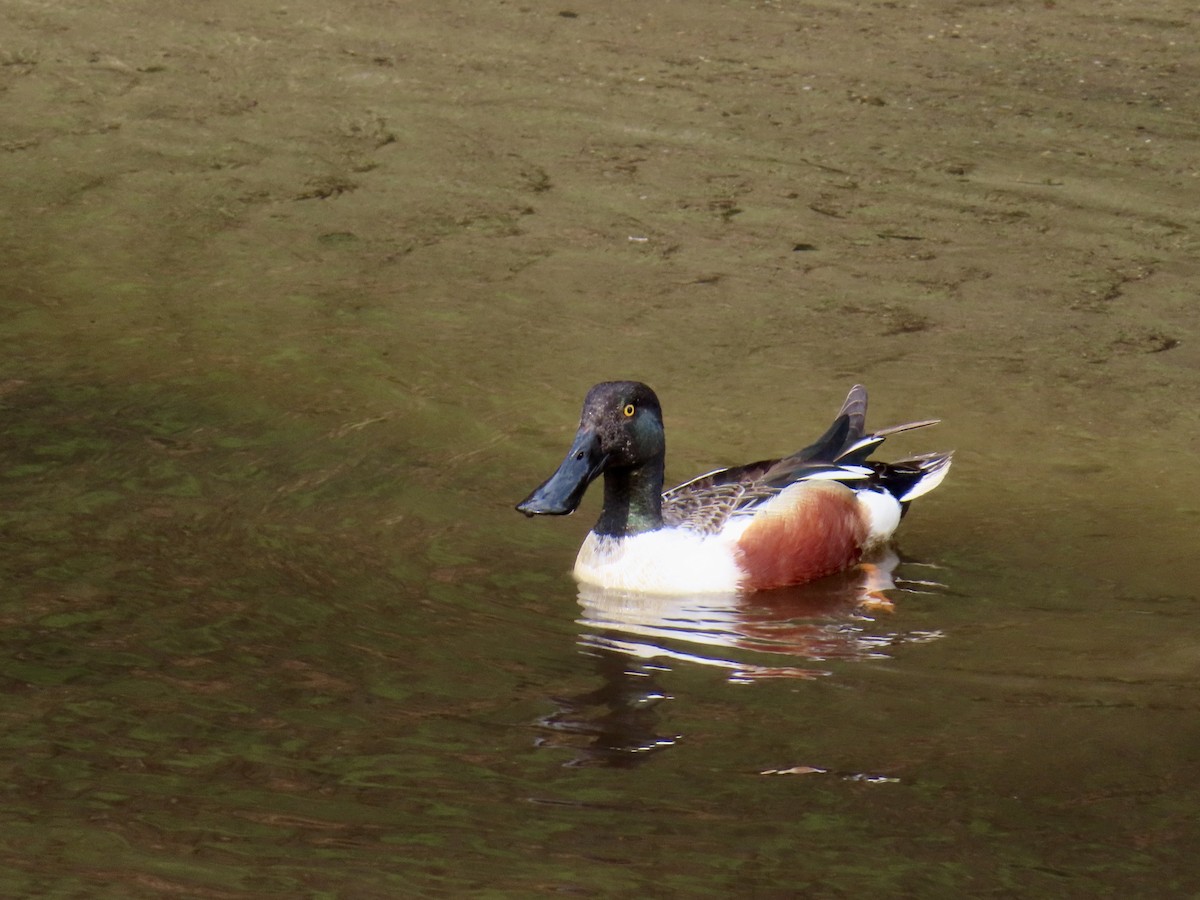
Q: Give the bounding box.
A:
[517,381,665,517]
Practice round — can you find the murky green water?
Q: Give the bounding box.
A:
[4,0,1200,896]
[4,322,1198,898]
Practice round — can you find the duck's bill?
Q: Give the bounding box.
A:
[516,428,608,516]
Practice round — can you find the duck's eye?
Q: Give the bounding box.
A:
[622,403,636,418]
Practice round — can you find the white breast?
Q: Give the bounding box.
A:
[574,529,746,595]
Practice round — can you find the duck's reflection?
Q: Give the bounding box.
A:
[536,550,945,766]
[577,548,944,681]
[535,649,680,768]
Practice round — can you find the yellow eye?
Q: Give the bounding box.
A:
[622,403,636,418]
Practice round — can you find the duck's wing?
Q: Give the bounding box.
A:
[661,454,874,535]
[661,458,778,535]
[661,385,945,535]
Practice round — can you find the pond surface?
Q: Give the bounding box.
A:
[3,0,1199,896]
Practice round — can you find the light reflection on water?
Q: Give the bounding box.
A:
[575,549,947,681]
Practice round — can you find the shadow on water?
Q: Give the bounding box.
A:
[537,550,950,768]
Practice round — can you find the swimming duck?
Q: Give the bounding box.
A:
[516,381,951,595]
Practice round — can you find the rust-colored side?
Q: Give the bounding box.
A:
[735,482,869,591]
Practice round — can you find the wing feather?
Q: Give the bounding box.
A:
[660,388,947,535]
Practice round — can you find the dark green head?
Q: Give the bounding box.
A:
[516,381,666,534]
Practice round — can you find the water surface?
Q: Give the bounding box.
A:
[3,0,1199,896]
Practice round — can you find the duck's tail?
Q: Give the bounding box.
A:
[762,385,952,503]
[817,387,954,506]
[872,451,954,505]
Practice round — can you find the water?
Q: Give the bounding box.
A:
[3,0,1200,896]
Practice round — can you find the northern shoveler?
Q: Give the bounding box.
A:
[516,381,951,595]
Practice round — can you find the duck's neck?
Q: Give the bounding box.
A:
[594,460,664,537]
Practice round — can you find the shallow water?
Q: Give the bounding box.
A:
[4,0,1200,896]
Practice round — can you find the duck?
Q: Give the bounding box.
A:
[516,381,951,595]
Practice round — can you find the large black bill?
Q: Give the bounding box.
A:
[516,428,608,516]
